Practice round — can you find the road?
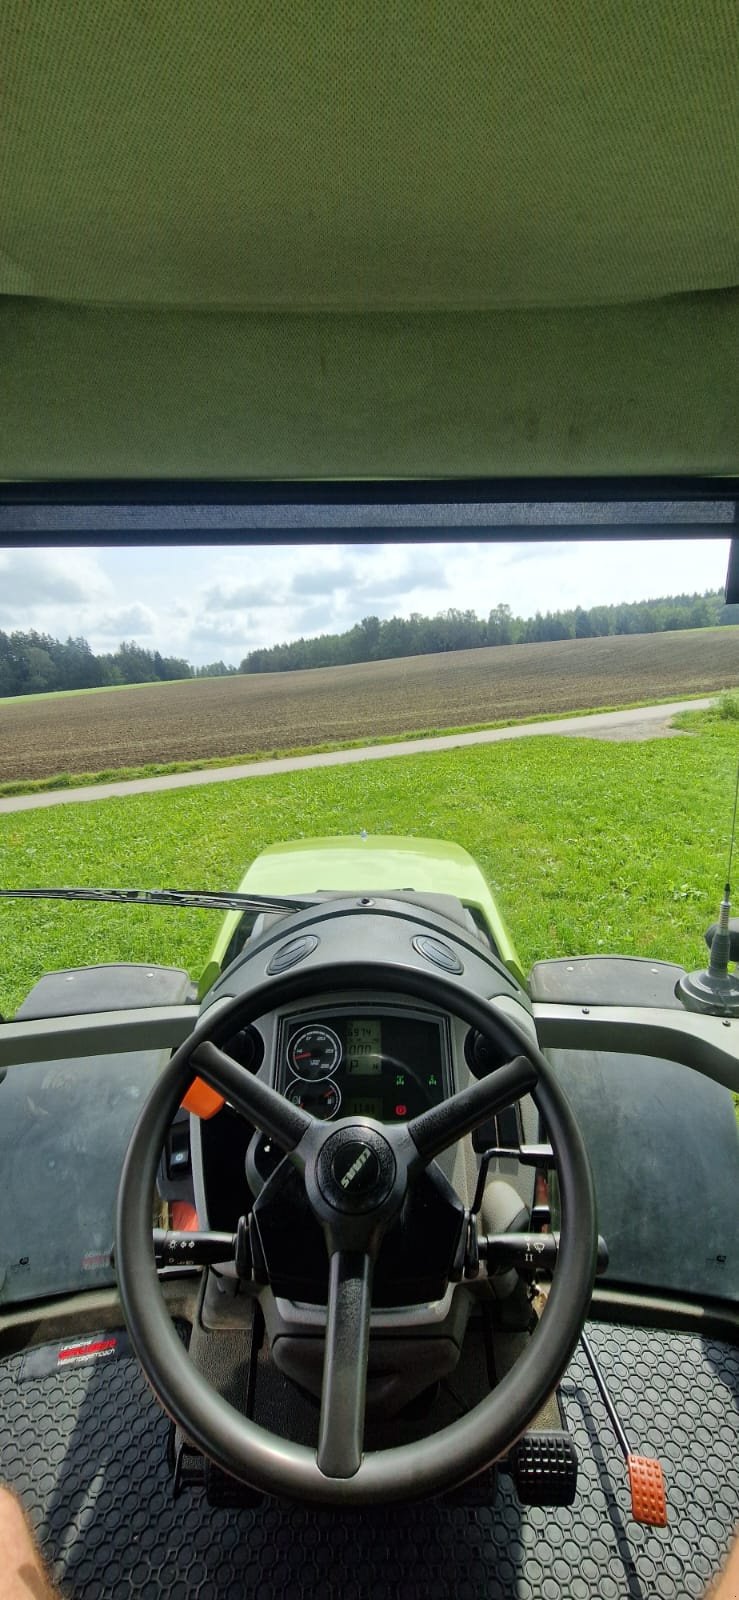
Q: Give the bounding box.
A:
[0,698,710,815]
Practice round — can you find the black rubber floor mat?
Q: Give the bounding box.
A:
[0,1322,737,1599]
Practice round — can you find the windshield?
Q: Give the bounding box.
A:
[0,524,737,1015]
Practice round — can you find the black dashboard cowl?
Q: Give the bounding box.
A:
[203,895,530,1018]
[15,962,196,1020]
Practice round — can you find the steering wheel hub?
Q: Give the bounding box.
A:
[317,1127,396,1213]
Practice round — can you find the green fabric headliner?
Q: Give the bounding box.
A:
[1,2,737,478]
[2,293,735,478]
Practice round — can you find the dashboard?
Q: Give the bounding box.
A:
[196,1000,458,1233]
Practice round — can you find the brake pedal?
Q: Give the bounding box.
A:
[508,1430,578,1506]
[171,1441,206,1499]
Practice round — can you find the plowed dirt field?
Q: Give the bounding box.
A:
[1,627,736,783]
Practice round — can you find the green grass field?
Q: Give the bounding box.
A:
[0,711,736,1020]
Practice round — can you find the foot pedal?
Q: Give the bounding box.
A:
[441,1465,497,1507]
[578,1331,668,1527]
[172,1443,206,1499]
[627,1454,667,1527]
[509,1430,578,1506]
[205,1460,264,1509]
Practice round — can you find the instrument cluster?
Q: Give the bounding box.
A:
[279,1009,450,1125]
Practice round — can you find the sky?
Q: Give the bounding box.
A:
[0,539,731,666]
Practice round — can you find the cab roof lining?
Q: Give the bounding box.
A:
[1,2,737,481]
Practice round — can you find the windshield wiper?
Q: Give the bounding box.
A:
[0,886,315,915]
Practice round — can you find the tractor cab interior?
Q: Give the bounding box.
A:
[0,4,737,1598]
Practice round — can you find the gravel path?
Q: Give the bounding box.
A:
[0,698,710,814]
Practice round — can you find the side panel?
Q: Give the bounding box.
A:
[546,1046,739,1304]
[0,1049,167,1306]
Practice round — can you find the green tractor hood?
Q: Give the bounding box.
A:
[203,835,523,993]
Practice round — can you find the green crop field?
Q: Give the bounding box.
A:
[1,626,736,786]
[0,708,736,1021]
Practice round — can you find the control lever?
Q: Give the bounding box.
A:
[149,1218,253,1276]
[480,1232,609,1276]
[579,1329,667,1526]
[151,1229,237,1268]
[470,1143,556,1217]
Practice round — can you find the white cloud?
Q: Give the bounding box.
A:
[502,541,571,566]
[288,551,450,601]
[187,618,252,647]
[0,550,111,621]
[289,565,349,596]
[204,583,284,610]
[94,604,158,638]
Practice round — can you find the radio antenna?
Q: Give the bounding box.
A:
[725,756,739,892]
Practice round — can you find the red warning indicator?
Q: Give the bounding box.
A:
[394,1104,407,1117]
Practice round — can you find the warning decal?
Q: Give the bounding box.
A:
[19,1329,131,1380]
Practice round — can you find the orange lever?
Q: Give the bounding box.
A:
[579,1331,668,1527]
[170,1201,200,1232]
[627,1454,668,1526]
[181,1078,225,1118]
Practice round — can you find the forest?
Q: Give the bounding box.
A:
[0,637,203,699]
[241,590,737,673]
[0,590,736,698]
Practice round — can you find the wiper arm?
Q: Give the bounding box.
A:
[0,886,316,915]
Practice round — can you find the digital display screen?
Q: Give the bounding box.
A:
[346,1017,382,1075]
[342,1097,383,1119]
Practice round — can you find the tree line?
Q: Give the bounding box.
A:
[241,589,738,673]
[0,589,736,698]
[0,635,199,699]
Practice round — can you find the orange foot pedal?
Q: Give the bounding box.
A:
[626,1454,668,1527]
[579,1330,668,1527]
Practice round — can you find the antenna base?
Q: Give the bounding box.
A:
[677,967,739,1018]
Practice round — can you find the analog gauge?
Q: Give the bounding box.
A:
[285,1077,341,1120]
[288,1024,342,1080]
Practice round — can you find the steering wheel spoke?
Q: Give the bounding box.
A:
[192,1039,313,1153]
[408,1053,537,1165]
[316,1249,373,1479]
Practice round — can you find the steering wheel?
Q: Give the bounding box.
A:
[116,961,597,1504]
